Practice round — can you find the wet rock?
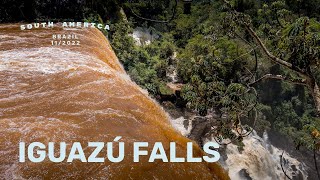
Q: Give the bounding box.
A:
[187,116,218,146]
[239,169,252,180]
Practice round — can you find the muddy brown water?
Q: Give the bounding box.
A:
[0,24,228,179]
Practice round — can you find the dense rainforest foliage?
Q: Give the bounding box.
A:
[1,0,319,155]
[110,0,320,152]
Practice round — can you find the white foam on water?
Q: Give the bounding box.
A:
[170,116,191,136]
[0,47,113,74]
[223,131,308,180]
[171,116,308,180]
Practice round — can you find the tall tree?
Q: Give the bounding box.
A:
[223,0,320,116]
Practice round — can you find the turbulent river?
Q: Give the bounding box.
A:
[0,24,228,179]
[172,117,308,180]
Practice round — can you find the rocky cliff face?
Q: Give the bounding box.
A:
[0,24,229,179]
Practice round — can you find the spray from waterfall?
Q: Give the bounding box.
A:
[171,116,308,180]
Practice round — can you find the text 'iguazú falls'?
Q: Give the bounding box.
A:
[19,137,220,163]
